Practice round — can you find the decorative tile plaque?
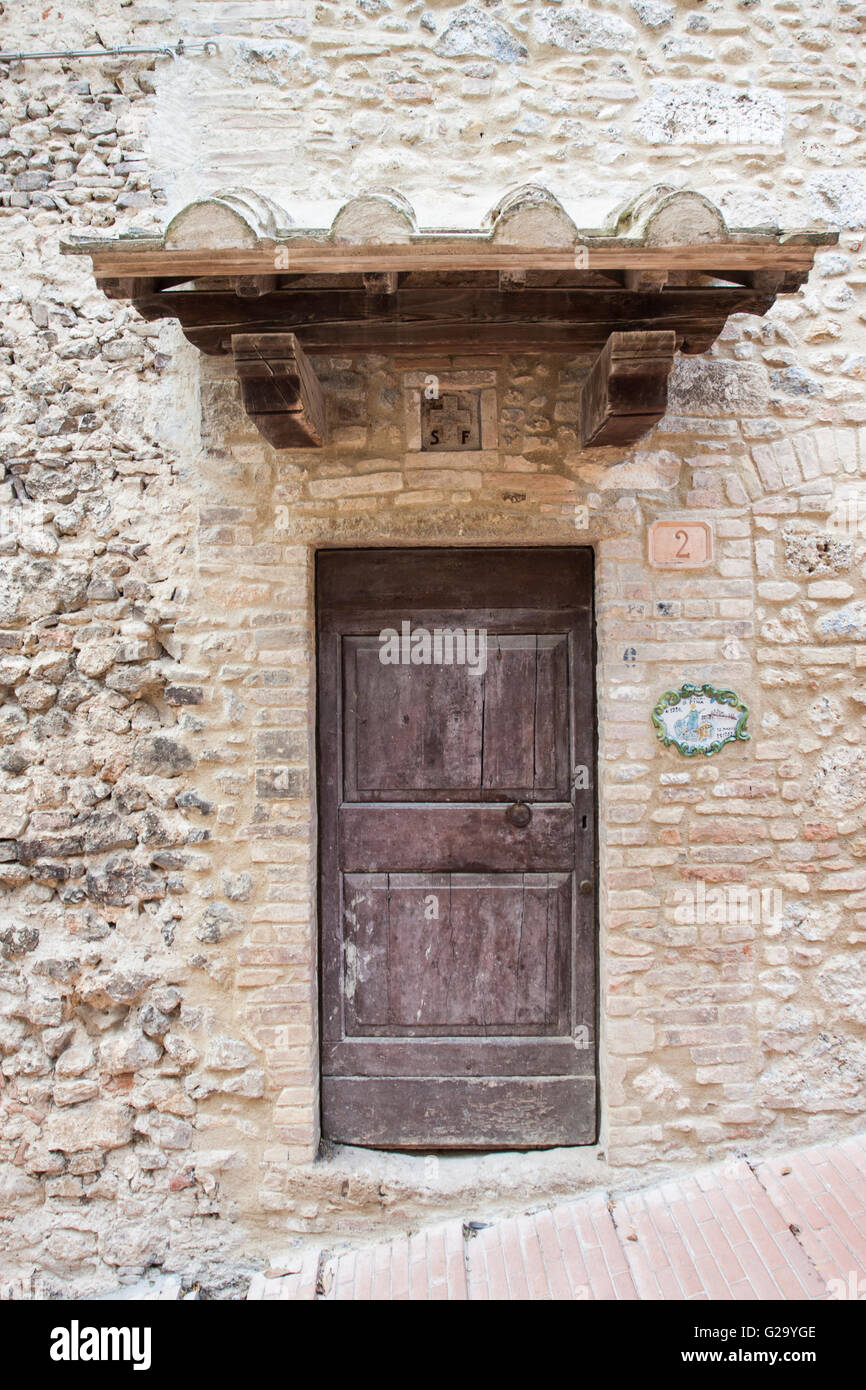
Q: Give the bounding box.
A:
[648,520,713,568]
[652,683,749,756]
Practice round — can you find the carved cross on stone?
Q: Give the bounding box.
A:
[421,391,482,451]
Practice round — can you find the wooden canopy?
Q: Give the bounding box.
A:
[64,184,836,449]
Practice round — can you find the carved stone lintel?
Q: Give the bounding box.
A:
[580,329,677,448]
[231,332,326,448]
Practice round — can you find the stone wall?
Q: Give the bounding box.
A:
[2,0,866,1295]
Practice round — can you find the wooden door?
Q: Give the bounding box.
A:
[317,548,596,1148]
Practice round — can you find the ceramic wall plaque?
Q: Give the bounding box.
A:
[648,520,713,568]
[652,683,749,756]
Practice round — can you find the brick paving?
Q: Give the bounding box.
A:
[247,1132,866,1301]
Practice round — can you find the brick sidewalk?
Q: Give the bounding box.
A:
[248,1132,866,1301]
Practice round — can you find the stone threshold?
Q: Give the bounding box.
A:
[249,1130,866,1300]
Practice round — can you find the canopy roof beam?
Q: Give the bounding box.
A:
[64,184,836,451]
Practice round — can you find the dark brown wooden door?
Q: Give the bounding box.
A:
[317,548,596,1148]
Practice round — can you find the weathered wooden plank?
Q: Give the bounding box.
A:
[194,318,725,356]
[340,805,575,873]
[82,239,831,279]
[625,267,668,292]
[705,266,810,294]
[342,874,570,1035]
[362,271,399,295]
[320,632,344,1046]
[343,632,574,802]
[99,276,188,299]
[133,284,770,328]
[482,637,538,792]
[344,640,484,798]
[580,328,678,447]
[322,1037,592,1075]
[321,1076,597,1148]
[330,608,588,646]
[233,274,279,297]
[231,331,325,447]
[523,880,561,1029]
[132,284,757,356]
[342,874,391,1030]
[534,635,570,796]
[386,874,458,1030]
[318,547,593,615]
[499,268,527,291]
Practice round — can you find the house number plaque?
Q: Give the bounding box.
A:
[652,683,749,756]
[648,520,713,568]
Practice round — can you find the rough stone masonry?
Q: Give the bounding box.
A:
[2,0,866,1296]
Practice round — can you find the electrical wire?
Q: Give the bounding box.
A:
[0,40,218,62]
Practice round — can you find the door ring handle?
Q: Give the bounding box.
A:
[506,801,532,828]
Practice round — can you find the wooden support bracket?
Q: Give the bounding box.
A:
[100,276,189,299]
[624,268,668,293]
[231,332,326,448]
[362,271,399,295]
[580,329,678,448]
[234,275,279,298]
[499,268,527,291]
